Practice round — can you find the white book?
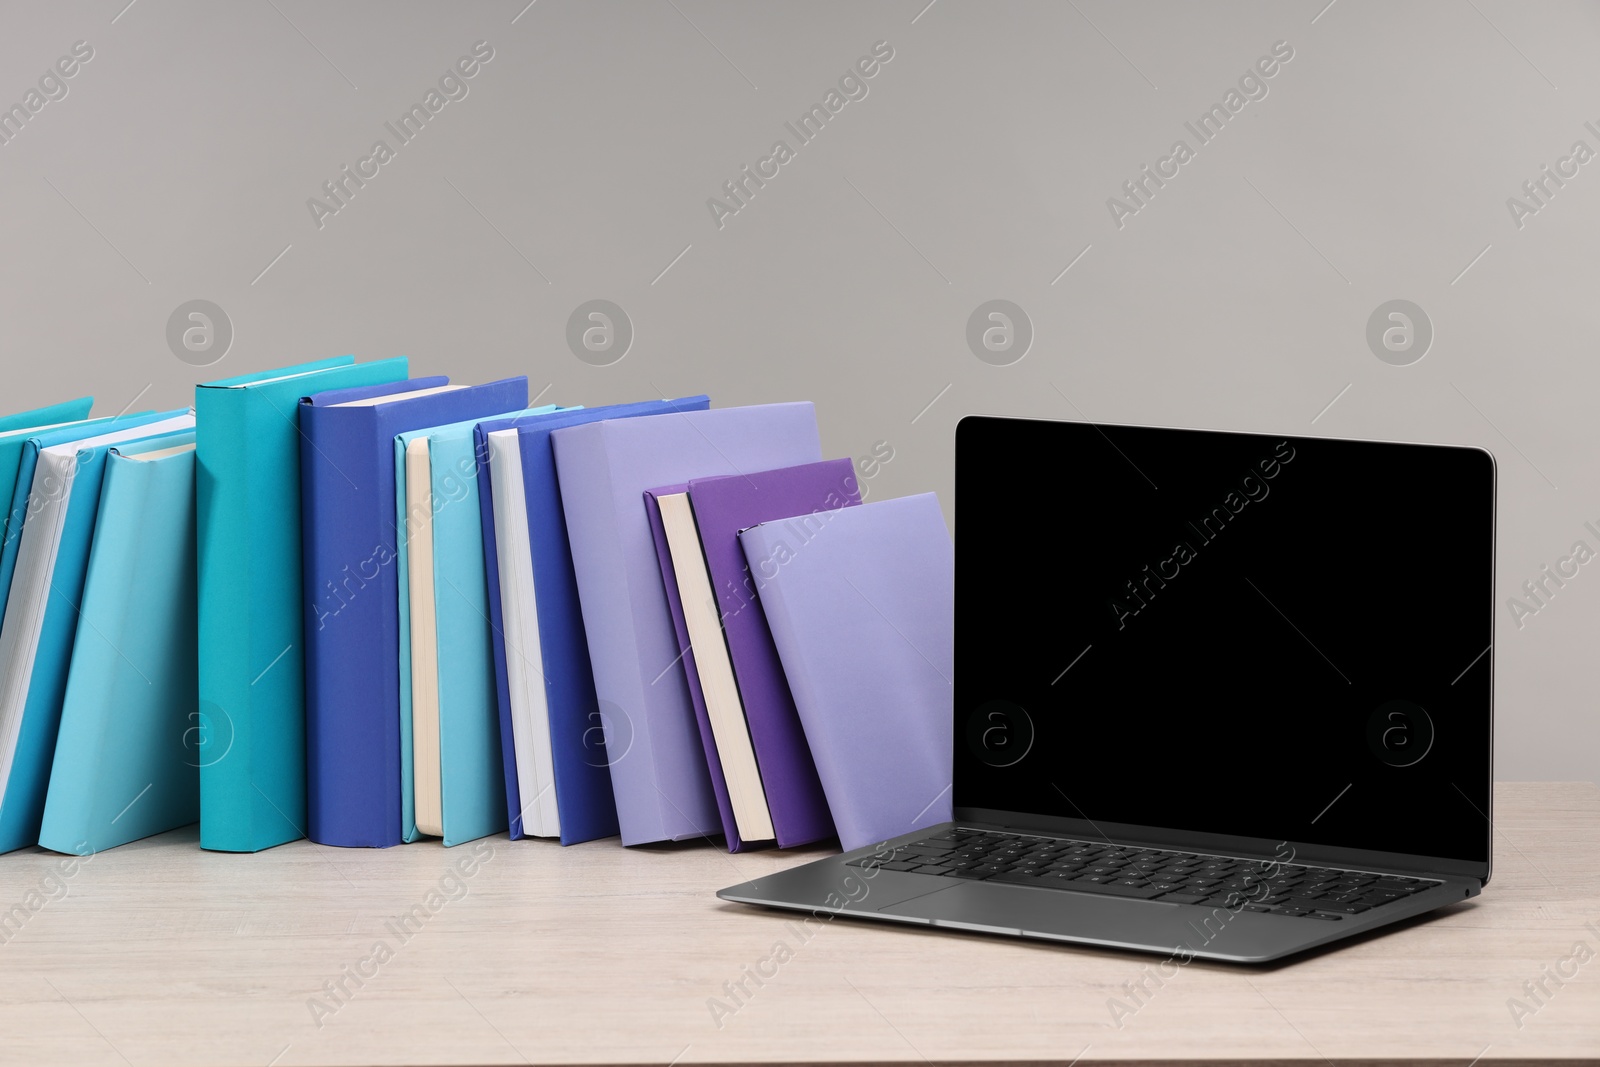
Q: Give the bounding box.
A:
[656,492,774,845]
[486,430,559,837]
[406,437,445,838]
[0,414,195,796]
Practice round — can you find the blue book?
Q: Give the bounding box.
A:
[0,397,94,567]
[475,397,709,843]
[299,377,529,848]
[39,434,200,854]
[0,398,94,439]
[0,410,152,628]
[397,405,562,846]
[196,357,410,853]
[0,412,195,854]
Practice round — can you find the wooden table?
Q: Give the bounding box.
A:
[1,782,1596,1066]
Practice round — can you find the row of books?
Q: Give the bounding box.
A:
[0,357,954,856]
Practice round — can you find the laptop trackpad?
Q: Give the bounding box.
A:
[883,881,1179,938]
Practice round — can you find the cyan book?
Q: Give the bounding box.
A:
[195,357,409,853]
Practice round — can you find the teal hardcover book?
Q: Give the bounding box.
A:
[39,434,201,854]
[396,405,563,846]
[0,398,93,438]
[0,412,195,854]
[196,356,409,852]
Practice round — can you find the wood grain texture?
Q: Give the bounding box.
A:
[0,782,1595,1066]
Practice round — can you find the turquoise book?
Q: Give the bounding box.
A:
[196,356,409,853]
[0,396,94,562]
[1,407,143,627]
[0,398,94,439]
[0,412,195,854]
[39,434,200,854]
[396,405,564,846]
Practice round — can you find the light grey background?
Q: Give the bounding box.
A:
[1,1,1594,782]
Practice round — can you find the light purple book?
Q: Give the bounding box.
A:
[642,485,744,851]
[684,459,859,848]
[551,403,821,845]
[738,492,953,852]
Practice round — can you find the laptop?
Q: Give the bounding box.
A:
[717,416,1495,963]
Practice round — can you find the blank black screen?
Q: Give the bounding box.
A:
[954,417,1494,865]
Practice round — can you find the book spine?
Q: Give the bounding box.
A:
[477,427,524,840]
[195,385,259,850]
[520,429,620,845]
[301,405,398,847]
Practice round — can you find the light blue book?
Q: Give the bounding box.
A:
[395,405,563,846]
[0,411,195,854]
[39,434,200,854]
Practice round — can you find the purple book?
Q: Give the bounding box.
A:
[738,493,953,852]
[551,403,821,846]
[643,486,746,852]
[683,458,860,848]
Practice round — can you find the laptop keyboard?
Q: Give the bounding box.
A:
[846,828,1441,920]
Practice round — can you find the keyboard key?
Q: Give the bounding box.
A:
[913,864,954,875]
[1320,902,1371,914]
[1307,912,1343,920]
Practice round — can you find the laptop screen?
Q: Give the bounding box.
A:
[954,417,1494,866]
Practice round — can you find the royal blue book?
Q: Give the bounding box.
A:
[299,376,528,848]
[476,397,708,843]
[737,493,954,851]
[196,357,410,853]
[551,403,820,845]
[39,433,200,855]
[0,412,195,854]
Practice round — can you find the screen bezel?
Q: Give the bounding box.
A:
[952,414,1495,884]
